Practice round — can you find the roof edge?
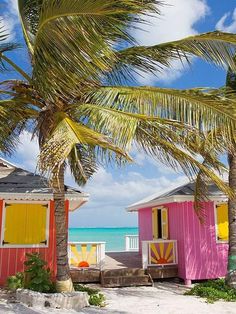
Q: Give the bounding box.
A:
[126,195,228,212]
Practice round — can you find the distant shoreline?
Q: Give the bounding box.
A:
[69,226,138,229]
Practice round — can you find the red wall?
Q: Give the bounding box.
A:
[0,199,69,285]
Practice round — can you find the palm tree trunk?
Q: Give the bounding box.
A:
[227,150,236,287]
[52,164,74,292]
[226,68,236,288]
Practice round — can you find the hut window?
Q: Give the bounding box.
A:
[215,203,228,242]
[1,203,48,247]
[152,207,168,240]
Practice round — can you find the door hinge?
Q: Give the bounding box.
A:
[2,240,10,245]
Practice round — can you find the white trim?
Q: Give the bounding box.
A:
[0,158,16,169]
[0,200,50,248]
[0,193,89,211]
[142,240,178,268]
[127,195,228,212]
[214,201,229,244]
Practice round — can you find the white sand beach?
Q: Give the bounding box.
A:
[0,282,236,314]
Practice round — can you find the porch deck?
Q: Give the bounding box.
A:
[70,251,178,284]
[104,252,142,269]
[69,240,178,285]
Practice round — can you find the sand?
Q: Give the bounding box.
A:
[0,282,236,314]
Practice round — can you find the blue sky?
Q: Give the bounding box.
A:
[0,0,236,227]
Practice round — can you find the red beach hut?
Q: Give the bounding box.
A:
[0,158,89,285]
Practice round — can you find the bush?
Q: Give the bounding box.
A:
[7,253,54,293]
[7,272,24,290]
[74,284,106,307]
[185,279,236,303]
[24,253,54,293]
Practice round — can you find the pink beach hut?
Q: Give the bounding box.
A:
[127,181,229,285]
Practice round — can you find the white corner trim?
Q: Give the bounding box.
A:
[0,200,50,249]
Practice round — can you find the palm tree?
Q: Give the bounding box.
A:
[224,69,236,288]
[2,0,236,291]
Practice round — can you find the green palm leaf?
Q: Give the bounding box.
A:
[39,113,132,176]
[68,145,98,186]
[89,85,236,141]
[19,0,160,99]
[114,31,236,80]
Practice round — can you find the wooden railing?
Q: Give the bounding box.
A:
[125,235,139,251]
[68,242,106,270]
[142,240,178,269]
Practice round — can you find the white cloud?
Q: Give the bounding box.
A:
[69,167,187,227]
[1,0,19,40]
[133,0,210,84]
[12,131,39,171]
[216,8,236,33]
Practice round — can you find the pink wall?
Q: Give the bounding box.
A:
[138,201,228,281]
[138,207,152,254]
[181,201,228,281]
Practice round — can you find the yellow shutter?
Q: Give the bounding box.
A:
[216,203,228,241]
[161,208,169,240]
[4,203,47,245]
[152,208,158,239]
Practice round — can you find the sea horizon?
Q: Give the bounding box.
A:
[68,227,138,251]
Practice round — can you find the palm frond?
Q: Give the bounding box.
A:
[38,113,132,176]
[135,121,231,198]
[88,85,236,142]
[0,97,37,154]
[19,0,161,99]
[67,145,98,186]
[74,102,196,150]
[113,31,236,80]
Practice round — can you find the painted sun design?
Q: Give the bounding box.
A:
[150,242,174,265]
[70,244,97,267]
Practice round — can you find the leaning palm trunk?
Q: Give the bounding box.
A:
[227,150,236,288]
[226,69,236,288]
[52,165,74,292]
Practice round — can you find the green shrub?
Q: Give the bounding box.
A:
[74,284,106,307]
[7,272,24,290]
[24,252,54,293]
[89,293,106,307]
[185,279,236,303]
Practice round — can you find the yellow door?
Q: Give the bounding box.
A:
[152,207,169,239]
[4,203,47,245]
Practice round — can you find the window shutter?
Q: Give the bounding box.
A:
[216,204,228,241]
[152,208,158,239]
[4,204,28,245]
[3,203,47,245]
[161,208,168,240]
[26,204,47,244]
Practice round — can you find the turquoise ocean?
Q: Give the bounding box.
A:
[68,227,138,252]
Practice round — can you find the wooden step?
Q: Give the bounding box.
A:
[101,268,153,288]
[102,268,145,277]
[70,268,100,283]
[147,265,178,279]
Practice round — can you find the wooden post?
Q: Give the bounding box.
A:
[142,241,149,269]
